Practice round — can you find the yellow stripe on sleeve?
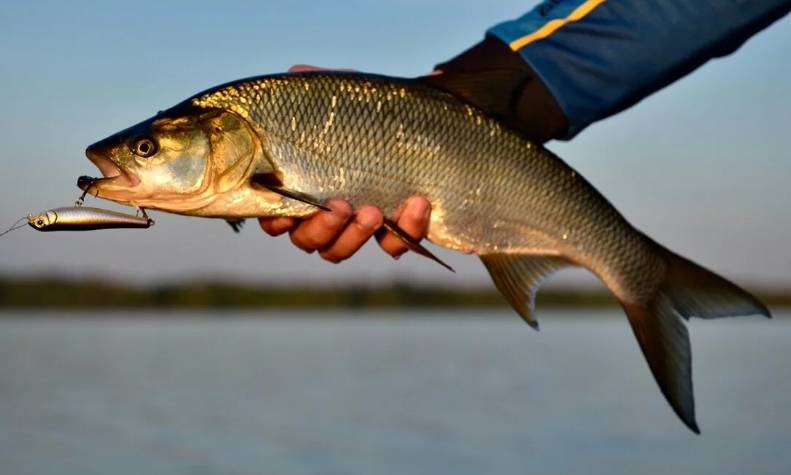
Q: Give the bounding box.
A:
[509,0,609,50]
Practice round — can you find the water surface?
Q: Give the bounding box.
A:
[0,310,788,475]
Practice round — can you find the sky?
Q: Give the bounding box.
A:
[0,0,790,289]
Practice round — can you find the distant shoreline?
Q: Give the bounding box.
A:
[1,278,789,311]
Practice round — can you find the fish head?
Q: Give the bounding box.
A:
[81,105,262,212]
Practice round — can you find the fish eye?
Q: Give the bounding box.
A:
[132,136,157,158]
[36,219,43,226]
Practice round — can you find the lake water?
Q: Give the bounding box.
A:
[0,310,788,475]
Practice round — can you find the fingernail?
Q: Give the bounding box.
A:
[410,198,430,222]
[325,203,350,227]
[357,210,381,232]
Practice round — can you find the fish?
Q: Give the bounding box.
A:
[28,206,153,231]
[79,70,770,433]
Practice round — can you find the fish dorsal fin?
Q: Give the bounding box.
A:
[417,69,530,117]
[480,254,571,330]
[250,173,331,212]
[381,218,454,273]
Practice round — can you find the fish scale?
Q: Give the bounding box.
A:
[83,70,771,433]
[194,74,630,261]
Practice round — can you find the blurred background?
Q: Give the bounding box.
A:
[0,1,789,474]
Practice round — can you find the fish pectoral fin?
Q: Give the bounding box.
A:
[226,218,246,233]
[250,174,331,212]
[381,218,454,273]
[480,254,571,330]
[417,69,530,117]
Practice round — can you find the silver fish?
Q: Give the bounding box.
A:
[80,70,770,433]
[28,206,153,231]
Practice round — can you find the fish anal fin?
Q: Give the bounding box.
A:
[250,173,331,212]
[381,218,454,273]
[417,69,530,117]
[226,219,246,233]
[622,298,699,434]
[480,254,570,330]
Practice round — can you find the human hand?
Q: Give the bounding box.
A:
[257,65,432,264]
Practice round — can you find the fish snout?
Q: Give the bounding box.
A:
[82,146,140,189]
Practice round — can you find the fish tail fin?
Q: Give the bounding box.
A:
[621,247,771,434]
[621,298,699,433]
[655,250,771,321]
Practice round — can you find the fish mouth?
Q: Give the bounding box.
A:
[78,149,140,192]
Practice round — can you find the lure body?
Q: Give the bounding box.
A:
[28,207,153,231]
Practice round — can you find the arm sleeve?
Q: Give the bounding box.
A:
[488,0,791,139]
[454,0,791,140]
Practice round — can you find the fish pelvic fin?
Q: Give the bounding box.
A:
[621,246,771,435]
[480,254,571,330]
[226,218,246,233]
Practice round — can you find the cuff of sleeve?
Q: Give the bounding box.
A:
[434,35,569,143]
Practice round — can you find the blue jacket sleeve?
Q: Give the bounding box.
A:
[488,0,791,139]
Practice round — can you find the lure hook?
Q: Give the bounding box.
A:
[74,178,97,207]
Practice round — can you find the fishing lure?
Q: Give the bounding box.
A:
[1,206,153,238]
[27,206,153,231]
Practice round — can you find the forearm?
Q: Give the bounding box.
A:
[440,0,791,140]
[435,36,570,143]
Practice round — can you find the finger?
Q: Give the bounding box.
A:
[289,64,321,72]
[259,217,297,236]
[377,197,431,258]
[289,200,353,253]
[318,206,383,263]
[288,64,358,73]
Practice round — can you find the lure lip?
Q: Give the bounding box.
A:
[80,148,140,191]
